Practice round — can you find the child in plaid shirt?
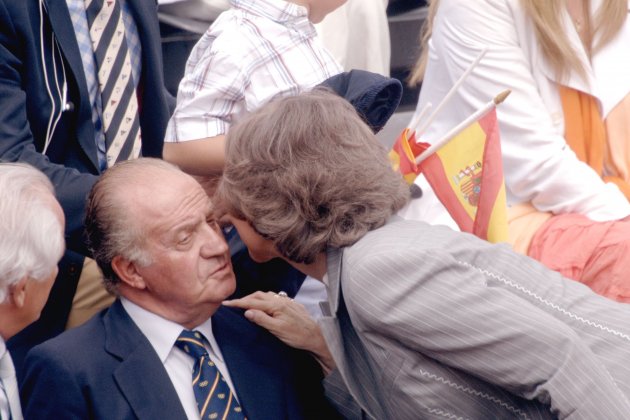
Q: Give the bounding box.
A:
[163,0,345,176]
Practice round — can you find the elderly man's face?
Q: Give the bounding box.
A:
[132,174,236,325]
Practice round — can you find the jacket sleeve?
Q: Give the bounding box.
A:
[0,0,97,253]
[344,232,630,419]
[21,345,88,419]
[417,0,630,221]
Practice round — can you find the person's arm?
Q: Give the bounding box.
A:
[162,29,246,176]
[344,232,630,418]
[0,1,97,254]
[163,134,226,175]
[419,0,630,221]
[223,291,336,375]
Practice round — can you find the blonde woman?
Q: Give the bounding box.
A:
[405,0,630,301]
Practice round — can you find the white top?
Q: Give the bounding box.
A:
[406,0,630,223]
[121,298,237,420]
[164,0,342,143]
[315,0,390,76]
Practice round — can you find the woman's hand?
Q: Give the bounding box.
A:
[223,291,335,374]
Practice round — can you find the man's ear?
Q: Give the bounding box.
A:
[111,255,147,290]
[8,277,28,308]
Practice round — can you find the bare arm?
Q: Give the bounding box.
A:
[162,135,226,176]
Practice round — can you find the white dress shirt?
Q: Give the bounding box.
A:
[121,298,238,420]
[0,339,9,420]
[0,337,22,420]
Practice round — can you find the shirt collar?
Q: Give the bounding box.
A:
[120,298,222,364]
[230,0,315,36]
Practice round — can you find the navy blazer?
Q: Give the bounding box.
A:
[1,0,173,375]
[21,300,339,419]
[0,0,171,250]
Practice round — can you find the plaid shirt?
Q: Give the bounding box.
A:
[165,0,342,143]
[66,0,142,170]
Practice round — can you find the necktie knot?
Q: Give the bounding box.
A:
[176,330,208,361]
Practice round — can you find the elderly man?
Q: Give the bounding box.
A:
[20,158,339,419]
[0,163,65,420]
[1,0,174,378]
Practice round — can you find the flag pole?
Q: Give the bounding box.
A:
[412,48,488,136]
[414,90,511,165]
[408,102,432,135]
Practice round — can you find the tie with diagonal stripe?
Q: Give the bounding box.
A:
[175,330,246,420]
[85,0,141,167]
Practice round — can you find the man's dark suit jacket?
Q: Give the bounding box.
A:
[0,0,172,374]
[21,300,339,419]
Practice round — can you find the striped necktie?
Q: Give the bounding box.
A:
[0,351,23,420]
[85,0,141,167]
[175,330,246,420]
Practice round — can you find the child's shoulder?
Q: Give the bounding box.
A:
[210,6,293,48]
[208,12,254,42]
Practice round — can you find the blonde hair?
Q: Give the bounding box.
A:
[409,0,627,85]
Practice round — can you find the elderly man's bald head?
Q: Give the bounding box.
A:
[85,158,203,293]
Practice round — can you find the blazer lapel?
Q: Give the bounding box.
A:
[125,0,161,79]
[41,0,87,94]
[324,247,343,315]
[319,247,386,420]
[212,307,284,420]
[41,0,99,170]
[104,301,188,420]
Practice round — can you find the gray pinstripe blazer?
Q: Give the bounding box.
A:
[319,218,630,419]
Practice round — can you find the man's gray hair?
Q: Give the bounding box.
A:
[85,158,181,294]
[0,163,64,302]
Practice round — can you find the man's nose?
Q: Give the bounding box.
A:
[200,223,229,257]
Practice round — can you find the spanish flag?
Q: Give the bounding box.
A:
[388,128,425,185]
[418,108,508,243]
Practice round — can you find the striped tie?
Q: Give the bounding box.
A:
[85,0,141,167]
[175,330,246,420]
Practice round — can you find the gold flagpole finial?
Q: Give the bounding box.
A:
[494,90,511,105]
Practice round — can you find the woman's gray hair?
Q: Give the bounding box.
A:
[216,89,410,264]
[0,163,64,302]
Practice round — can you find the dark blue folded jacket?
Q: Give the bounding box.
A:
[318,69,403,134]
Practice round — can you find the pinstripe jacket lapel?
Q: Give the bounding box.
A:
[319,247,386,420]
